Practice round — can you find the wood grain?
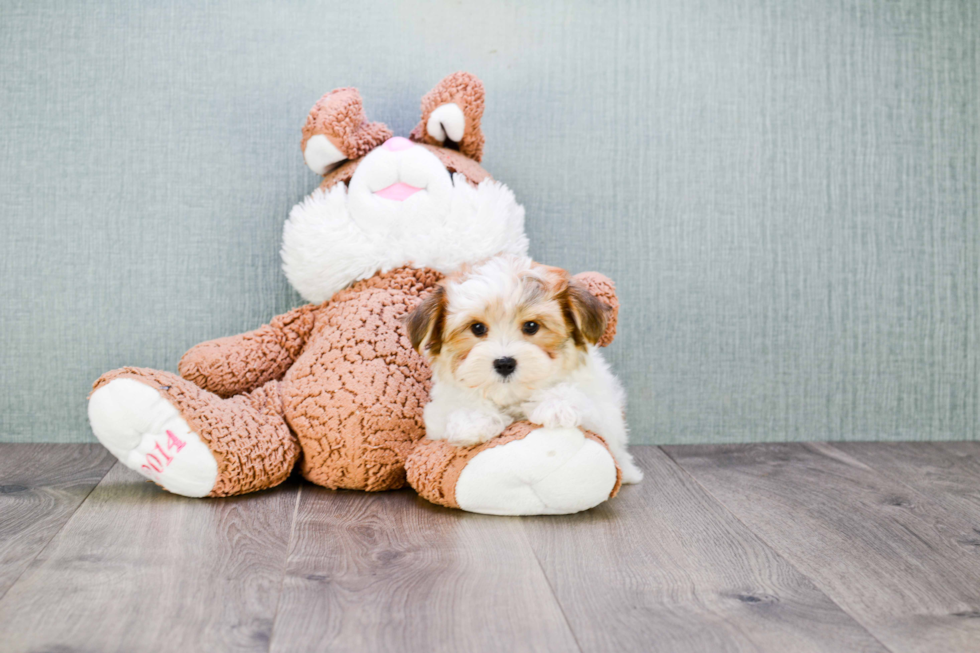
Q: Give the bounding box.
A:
[0,464,299,653]
[270,487,581,653]
[834,442,980,520]
[666,442,980,653]
[0,443,115,600]
[5,442,980,652]
[520,446,888,653]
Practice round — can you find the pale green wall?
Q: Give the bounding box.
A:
[2,0,978,443]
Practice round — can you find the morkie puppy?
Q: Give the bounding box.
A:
[406,255,643,484]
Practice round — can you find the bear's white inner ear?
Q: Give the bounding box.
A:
[304,134,346,175]
[426,103,466,143]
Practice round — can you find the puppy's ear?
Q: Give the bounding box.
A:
[564,280,609,347]
[405,286,447,355]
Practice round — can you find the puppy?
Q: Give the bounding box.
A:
[406,255,643,484]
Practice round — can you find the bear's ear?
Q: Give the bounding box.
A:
[301,87,392,175]
[409,72,486,162]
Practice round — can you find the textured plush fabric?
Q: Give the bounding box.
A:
[318,144,492,190]
[91,267,438,495]
[406,421,622,509]
[301,87,392,160]
[3,1,979,444]
[91,368,300,497]
[179,303,319,398]
[93,265,620,498]
[283,266,442,491]
[180,265,444,493]
[409,71,486,162]
[572,272,619,348]
[418,145,492,185]
[313,74,490,189]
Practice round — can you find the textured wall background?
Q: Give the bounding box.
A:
[1,0,978,443]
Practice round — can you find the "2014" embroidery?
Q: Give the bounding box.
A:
[141,430,187,474]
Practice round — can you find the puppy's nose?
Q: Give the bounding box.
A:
[493,356,517,377]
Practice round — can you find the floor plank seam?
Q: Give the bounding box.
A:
[266,483,303,653]
[0,459,118,606]
[520,523,586,653]
[655,446,899,653]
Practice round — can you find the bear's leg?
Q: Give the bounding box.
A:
[88,367,300,497]
[406,422,623,516]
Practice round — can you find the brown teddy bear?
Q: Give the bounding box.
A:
[88,72,624,515]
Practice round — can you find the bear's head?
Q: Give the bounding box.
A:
[282,72,529,303]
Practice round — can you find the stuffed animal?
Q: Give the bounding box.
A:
[88,72,624,515]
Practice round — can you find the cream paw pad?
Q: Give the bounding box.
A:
[88,378,218,497]
[406,422,622,516]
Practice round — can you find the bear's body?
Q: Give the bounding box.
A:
[176,266,441,492]
[281,266,439,491]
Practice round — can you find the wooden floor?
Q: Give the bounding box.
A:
[1,443,979,652]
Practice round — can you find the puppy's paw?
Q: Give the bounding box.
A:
[445,409,510,447]
[527,398,583,430]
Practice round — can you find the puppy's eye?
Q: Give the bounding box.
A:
[470,322,488,337]
[522,321,540,336]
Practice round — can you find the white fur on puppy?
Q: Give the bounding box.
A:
[407,255,643,484]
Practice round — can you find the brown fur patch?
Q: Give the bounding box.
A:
[517,300,572,358]
[405,286,447,355]
[438,303,498,374]
[561,280,609,347]
[571,272,619,347]
[442,327,478,374]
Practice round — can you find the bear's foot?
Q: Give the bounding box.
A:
[406,422,621,516]
[89,378,218,497]
[89,367,301,497]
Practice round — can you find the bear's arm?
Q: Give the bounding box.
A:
[572,272,619,348]
[178,303,319,398]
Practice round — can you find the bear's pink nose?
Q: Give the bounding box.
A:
[383,136,415,152]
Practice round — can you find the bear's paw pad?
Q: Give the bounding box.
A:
[88,379,218,497]
[455,427,618,516]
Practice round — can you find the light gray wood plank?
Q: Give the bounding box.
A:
[0,443,115,600]
[270,487,581,653]
[834,442,980,521]
[666,442,980,653]
[521,446,888,653]
[0,464,299,653]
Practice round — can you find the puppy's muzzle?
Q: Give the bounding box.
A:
[493,356,517,378]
